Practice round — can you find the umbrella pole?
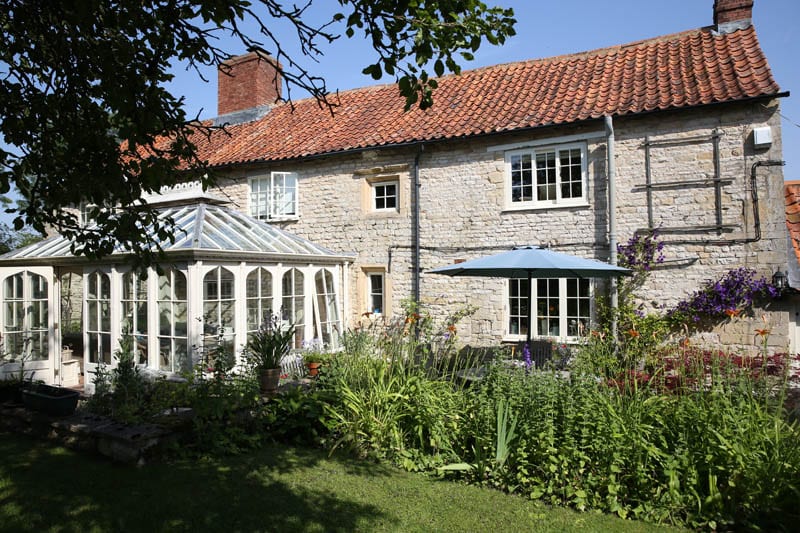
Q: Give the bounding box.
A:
[526,272,532,347]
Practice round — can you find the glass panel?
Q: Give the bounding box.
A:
[159,338,171,371]
[101,333,111,364]
[158,273,170,301]
[137,303,148,334]
[174,303,187,336]
[174,272,187,300]
[123,273,133,300]
[88,301,98,331]
[89,335,98,364]
[159,302,171,335]
[135,335,148,365]
[87,273,97,299]
[100,302,110,332]
[100,275,110,299]
[31,274,47,299]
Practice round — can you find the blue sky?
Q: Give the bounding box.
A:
[169,0,800,181]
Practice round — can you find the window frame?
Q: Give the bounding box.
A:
[1,271,49,362]
[367,272,385,316]
[249,171,299,221]
[157,269,189,373]
[506,277,592,342]
[504,142,588,210]
[371,180,399,212]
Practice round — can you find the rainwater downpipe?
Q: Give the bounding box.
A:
[605,116,619,340]
[412,144,424,307]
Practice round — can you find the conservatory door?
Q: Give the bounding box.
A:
[0,268,53,384]
[84,270,113,386]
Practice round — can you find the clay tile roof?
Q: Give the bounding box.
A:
[786,182,800,266]
[189,25,780,167]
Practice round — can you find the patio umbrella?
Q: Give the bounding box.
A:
[428,246,631,345]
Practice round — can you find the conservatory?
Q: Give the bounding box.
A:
[0,194,352,392]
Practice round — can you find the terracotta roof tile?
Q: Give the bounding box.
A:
[785,183,800,266]
[186,25,779,167]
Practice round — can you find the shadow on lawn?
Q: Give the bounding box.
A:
[0,433,395,532]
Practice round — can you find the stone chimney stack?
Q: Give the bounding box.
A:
[217,51,281,117]
[713,0,754,32]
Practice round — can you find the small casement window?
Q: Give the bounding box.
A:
[250,171,299,220]
[506,143,586,208]
[368,273,384,315]
[372,180,399,211]
[508,278,591,339]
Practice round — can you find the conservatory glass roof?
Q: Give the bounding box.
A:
[1,204,350,262]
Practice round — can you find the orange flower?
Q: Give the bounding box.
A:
[755,328,771,338]
[724,308,740,318]
[680,337,691,348]
[447,324,457,333]
[627,329,640,338]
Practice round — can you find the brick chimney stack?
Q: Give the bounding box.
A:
[713,0,754,31]
[217,51,281,117]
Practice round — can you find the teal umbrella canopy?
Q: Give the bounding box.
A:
[428,246,630,345]
[428,246,631,279]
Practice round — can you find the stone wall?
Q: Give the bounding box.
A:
[214,98,788,352]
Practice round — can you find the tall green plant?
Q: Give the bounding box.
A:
[245,316,295,370]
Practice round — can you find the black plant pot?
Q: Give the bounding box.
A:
[22,384,80,416]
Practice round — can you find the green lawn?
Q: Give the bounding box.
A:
[0,432,682,532]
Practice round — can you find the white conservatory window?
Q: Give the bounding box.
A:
[2,272,48,361]
[250,171,299,220]
[203,267,235,346]
[314,269,340,347]
[508,278,591,340]
[86,271,112,364]
[122,271,148,365]
[506,143,586,208]
[158,270,188,373]
[246,267,273,332]
[282,268,304,349]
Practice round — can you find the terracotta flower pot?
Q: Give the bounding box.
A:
[258,368,282,394]
[306,362,322,377]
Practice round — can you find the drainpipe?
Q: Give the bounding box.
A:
[749,160,785,243]
[605,116,618,340]
[412,144,424,305]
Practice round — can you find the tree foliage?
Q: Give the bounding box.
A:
[0,1,515,267]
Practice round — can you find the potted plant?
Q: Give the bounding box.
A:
[302,350,332,377]
[245,317,295,394]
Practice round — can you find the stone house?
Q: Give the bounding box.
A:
[0,0,794,388]
[197,0,789,351]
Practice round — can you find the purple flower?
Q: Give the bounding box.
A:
[523,343,532,370]
[668,268,778,322]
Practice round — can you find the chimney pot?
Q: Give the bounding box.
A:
[217,51,281,117]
